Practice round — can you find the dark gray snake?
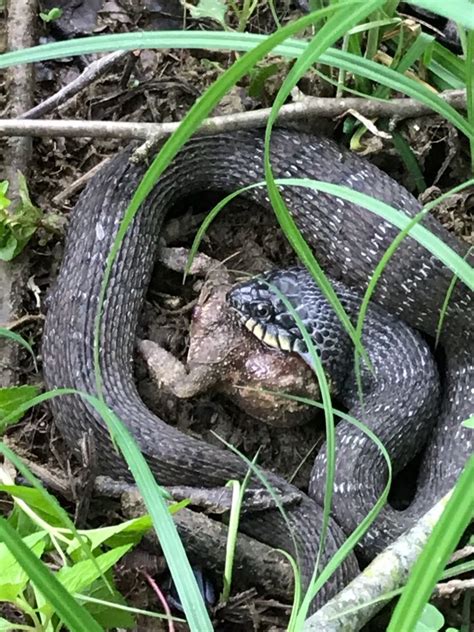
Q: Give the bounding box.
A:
[42,129,473,606]
[228,267,441,559]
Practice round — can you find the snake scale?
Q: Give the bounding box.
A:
[43,129,473,606]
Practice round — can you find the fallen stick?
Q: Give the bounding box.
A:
[0,90,466,142]
[304,492,453,632]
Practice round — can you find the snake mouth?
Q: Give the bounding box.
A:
[240,316,295,353]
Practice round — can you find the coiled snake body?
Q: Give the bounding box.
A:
[43,129,473,606]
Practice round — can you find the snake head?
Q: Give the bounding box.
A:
[227,267,353,389]
[227,269,306,356]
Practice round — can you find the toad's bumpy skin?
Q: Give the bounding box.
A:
[229,266,441,559]
[42,129,473,608]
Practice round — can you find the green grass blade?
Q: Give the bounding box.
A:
[190,178,474,291]
[391,131,426,194]
[0,32,471,140]
[265,281,337,584]
[466,27,474,171]
[262,0,387,603]
[0,327,37,369]
[263,0,385,373]
[387,455,474,632]
[0,515,103,632]
[431,40,466,82]
[221,451,259,602]
[260,391,391,624]
[405,0,474,28]
[286,180,474,290]
[435,246,473,347]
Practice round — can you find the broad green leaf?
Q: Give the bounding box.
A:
[0,531,47,601]
[39,8,63,23]
[0,484,70,525]
[67,516,152,557]
[186,0,227,27]
[0,386,40,429]
[78,573,135,629]
[414,603,445,632]
[0,618,17,631]
[0,443,113,593]
[54,545,133,597]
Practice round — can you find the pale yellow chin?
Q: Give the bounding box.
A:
[243,318,294,352]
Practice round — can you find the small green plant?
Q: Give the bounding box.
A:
[0,178,42,261]
[0,456,181,631]
[184,0,260,32]
[0,178,65,261]
[39,7,63,23]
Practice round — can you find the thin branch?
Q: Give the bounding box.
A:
[51,156,111,204]
[449,545,474,564]
[304,492,453,632]
[20,50,130,120]
[0,90,466,142]
[434,578,474,598]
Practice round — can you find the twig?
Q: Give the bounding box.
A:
[51,157,111,204]
[434,578,474,598]
[20,50,130,120]
[0,90,466,142]
[303,492,453,632]
[142,571,175,632]
[449,545,474,564]
[0,313,44,329]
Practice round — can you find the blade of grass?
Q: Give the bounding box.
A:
[74,593,184,623]
[431,41,466,82]
[213,432,302,594]
[0,32,471,140]
[405,0,474,29]
[221,450,259,602]
[387,455,474,632]
[435,246,473,347]
[187,178,474,294]
[243,389,392,625]
[466,27,474,172]
[264,280,338,584]
[0,327,37,369]
[391,131,426,194]
[263,0,387,394]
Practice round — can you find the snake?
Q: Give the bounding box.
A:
[228,266,441,559]
[42,129,473,607]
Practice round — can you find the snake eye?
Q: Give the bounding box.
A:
[252,302,273,321]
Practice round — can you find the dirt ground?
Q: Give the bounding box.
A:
[1,1,473,631]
